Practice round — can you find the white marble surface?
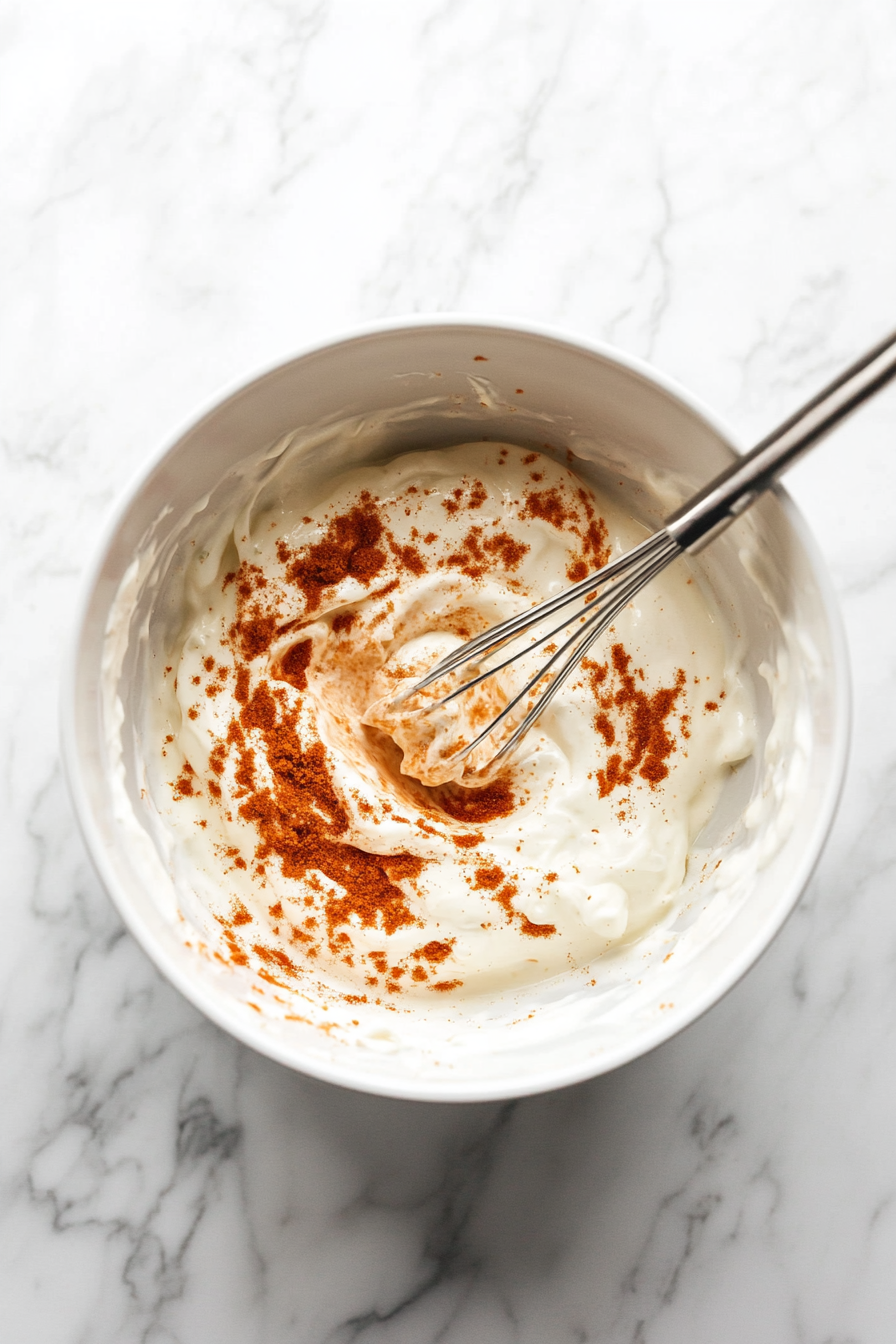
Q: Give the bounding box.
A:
[3,0,896,1338]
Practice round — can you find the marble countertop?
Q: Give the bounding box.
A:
[3,2,896,1339]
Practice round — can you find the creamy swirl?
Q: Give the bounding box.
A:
[156,442,755,1002]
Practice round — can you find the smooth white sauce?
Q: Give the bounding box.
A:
[153,443,756,1002]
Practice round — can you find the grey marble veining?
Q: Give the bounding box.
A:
[3,1,896,1339]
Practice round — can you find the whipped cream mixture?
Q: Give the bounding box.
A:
[157,443,755,1003]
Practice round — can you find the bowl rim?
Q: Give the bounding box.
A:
[60,313,851,1102]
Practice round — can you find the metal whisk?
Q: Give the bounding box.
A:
[397,329,896,772]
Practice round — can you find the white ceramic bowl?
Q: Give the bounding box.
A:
[62,317,849,1101]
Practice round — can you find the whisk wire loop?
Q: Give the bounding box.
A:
[485,537,685,766]
[433,530,681,769]
[434,530,679,709]
[402,528,676,701]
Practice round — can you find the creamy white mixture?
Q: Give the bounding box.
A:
[155,443,755,1003]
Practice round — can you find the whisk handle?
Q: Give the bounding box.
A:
[666,328,896,552]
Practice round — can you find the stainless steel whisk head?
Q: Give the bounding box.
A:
[393,528,681,773]
[392,330,896,775]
